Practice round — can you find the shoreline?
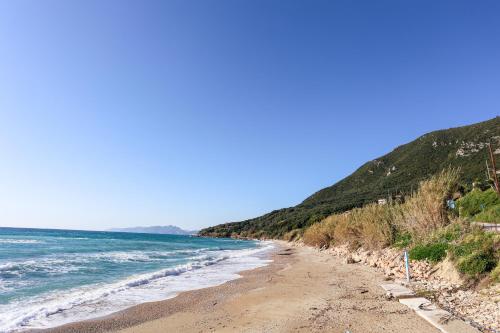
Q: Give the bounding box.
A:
[22,242,277,333]
[36,242,441,333]
[31,244,282,333]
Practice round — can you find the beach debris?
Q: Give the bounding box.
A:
[418,301,433,311]
[344,255,355,264]
[277,248,293,255]
[353,286,369,294]
[438,313,454,324]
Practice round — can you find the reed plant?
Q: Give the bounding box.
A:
[395,168,461,242]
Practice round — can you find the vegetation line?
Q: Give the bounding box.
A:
[301,169,500,284]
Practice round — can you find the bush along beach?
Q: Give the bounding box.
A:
[302,169,500,283]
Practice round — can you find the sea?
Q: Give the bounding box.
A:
[0,227,273,332]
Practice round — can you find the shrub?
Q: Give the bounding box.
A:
[450,230,500,278]
[433,221,467,242]
[473,204,500,223]
[456,252,497,277]
[409,243,448,263]
[407,222,469,263]
[394,232,412,249]
[457,188,500,218]
[451,229,495,257]
[490,264,500,282]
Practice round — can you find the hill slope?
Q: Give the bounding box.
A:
[199,117,500,239]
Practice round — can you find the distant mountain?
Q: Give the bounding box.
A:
[109,225,197,235]
[199,117,500,239]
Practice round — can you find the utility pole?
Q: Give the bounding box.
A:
[488,141,500,197]
[486,160,491,182]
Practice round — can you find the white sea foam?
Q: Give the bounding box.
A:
[0,258,83,277]
[0,239,43,244]
[0,242,274,332]
[0,249,207,278]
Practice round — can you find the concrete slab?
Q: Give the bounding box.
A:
[380,283,415,299]
[400,297,480,333]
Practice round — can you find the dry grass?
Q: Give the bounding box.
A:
[396,168,461,241]
[303,168,461,249]
[329,213,360,248]
[302,214,339,248]
[357,204,398,249]
[283,228,303,242]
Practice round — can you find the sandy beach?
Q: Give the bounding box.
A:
[38,242,439,333]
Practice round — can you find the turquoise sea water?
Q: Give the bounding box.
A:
[0,228,272,332]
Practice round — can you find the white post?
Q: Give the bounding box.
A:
[404,250,411,283]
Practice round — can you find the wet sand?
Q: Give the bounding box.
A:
[42,243,438,333]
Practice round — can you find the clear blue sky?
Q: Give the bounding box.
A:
[0,0,498,231]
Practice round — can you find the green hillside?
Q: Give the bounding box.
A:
[199,117,500,239]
